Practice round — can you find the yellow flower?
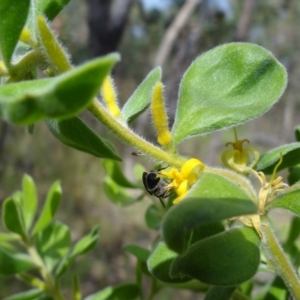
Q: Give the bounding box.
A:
[160,158,204,204]
[239,153,288,239]
[222,128,259,173]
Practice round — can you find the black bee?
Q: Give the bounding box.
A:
[142,170,173,207]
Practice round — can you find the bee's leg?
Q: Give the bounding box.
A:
[159,197,166,208]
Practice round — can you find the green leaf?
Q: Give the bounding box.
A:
[3,197,26,240]
[145,204,162,230]
[0,248,37,276]
[55,226,99,277]
[37,0,70,20]
[295,126,300,142]
[36,221,70,271]
[189,168,257,202]
[120,67,161,123]
[0,54,119,124]
[0,232,20,243]
[171,43,287,145]
[103,176,143,206]
[21,174,37,231]
[0,0,30,66]
[253,276,287,300]
[3,289,44,300]
[103,160,136,187]
[46,117,121,161]
[123,244,150,262]
[147,241,191,284]
[71,226,99,258]
[84,283,139,300]
[266,183,300,216]
[288,165,300,185]
[162,169,257,254]
[32,181,61,236]
[163,196,253,254]
[170,227,260,285]
[256,142,300,174]
[204,286,237,300]
[283,216,300,259]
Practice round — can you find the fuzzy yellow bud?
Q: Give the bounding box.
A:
[101,75,120,118]
[20,27,38,48]
[151,82,172,146]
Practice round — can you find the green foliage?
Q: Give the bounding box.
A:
[0,0,30,66]
[37,0,70,21]
[204,286,236,300]
[256,142,300,174]
[47,118,121,160]
[266,183,300,215]
[0,55,119,124]
[120,67,161,123]
[84,283,140,300]
[147,241,191,283]
[32,180,62,236]
[0,249,37,276]
[1,1,300,299]
[170,227,260,285]
[171,43,287,145]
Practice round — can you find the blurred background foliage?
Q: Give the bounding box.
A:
[1,0,300,298]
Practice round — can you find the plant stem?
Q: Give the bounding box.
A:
[88,100,186,168]
[146,278,158,300]
[261,216,300,299]
[27,244,65,300]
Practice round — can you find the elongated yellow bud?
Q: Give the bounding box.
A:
[151,82,172,146]
[101,75,120,118]
[20,27,38,48]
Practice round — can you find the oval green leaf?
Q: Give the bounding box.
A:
[46,117,121,161]
[3,198,26,240]
[0,249,37,276]
[37,0,70,20]
[36,221,70,271]
[103,160,136,187]
[84,283,139,300]
[120,67,161,124]
[266,183,300,216]
[172,43,287,145]
[32,181,61,236]
[56,226,99,278]
[255,142,300,174]
[163,196,255,254]
[145,204,162,230]
[103,176,143,206]
[147,241,191,284]
[123,244,150,262]
[170,227,260,285]
[3,289,44,300]
[0,0,30,66]
[21,174,37,231]
[0,54,119,124]
[204,286,237,300]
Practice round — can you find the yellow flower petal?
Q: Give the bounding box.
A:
[175,180,188,196]
[181,158,204,184]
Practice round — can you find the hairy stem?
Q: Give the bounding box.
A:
[88,99,186,168]
[27,244,64,300]
[261,216,300,299]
